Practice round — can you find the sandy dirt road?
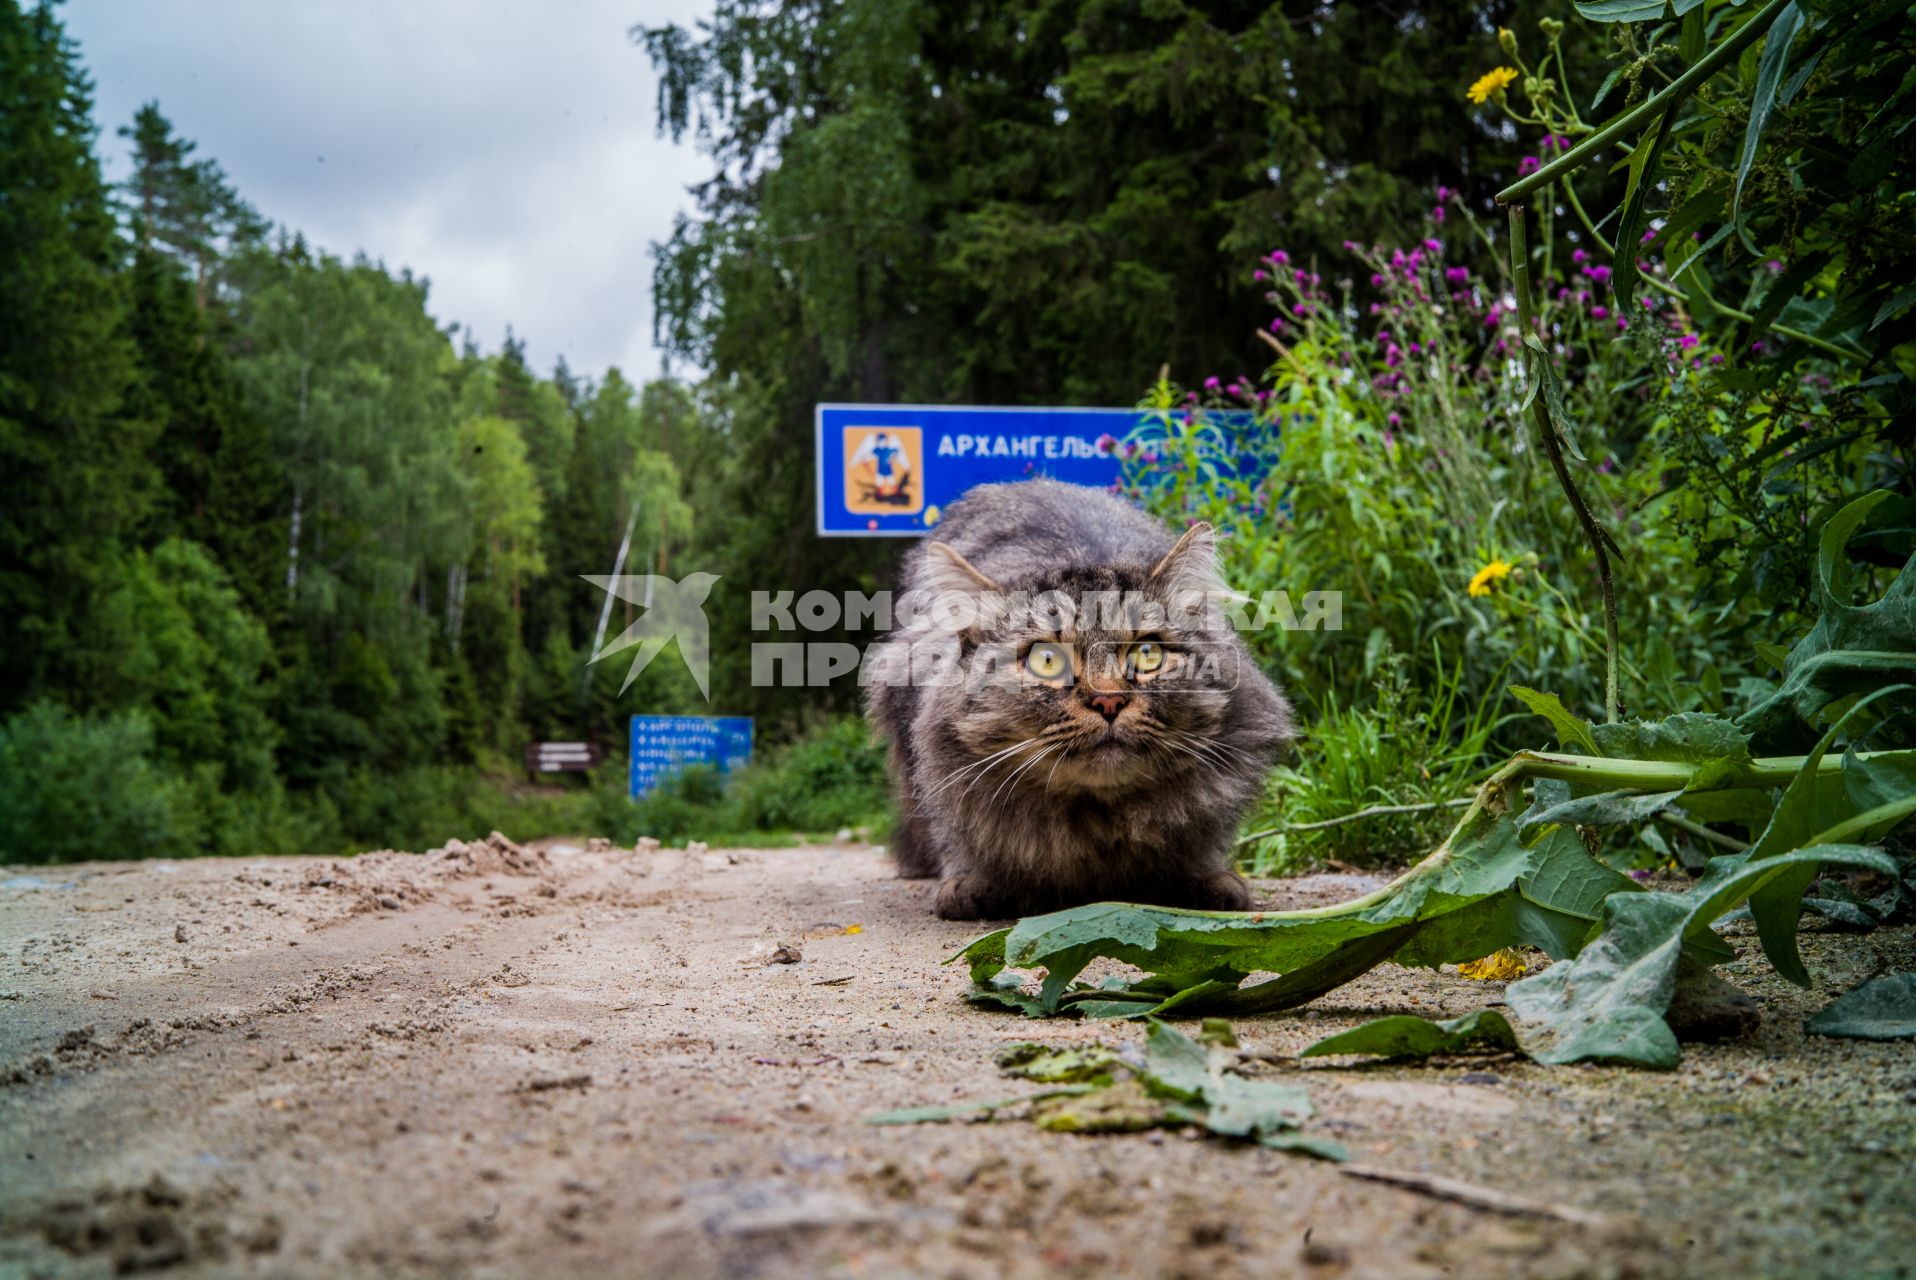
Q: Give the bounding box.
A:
[1,835,1911,1280]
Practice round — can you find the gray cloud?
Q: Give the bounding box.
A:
[68,0,714,381]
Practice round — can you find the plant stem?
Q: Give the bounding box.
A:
[1511,748,1866,790]
[1236,797,1476,846]
[1655,809,1749,852]
[1508,204,1624,723]
[1496,0,1792,206]
[1194,749,1868,926]
[1809,794,1916,847]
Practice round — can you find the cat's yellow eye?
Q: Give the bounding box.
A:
[1025,642,1070,681]
[1131,642,1166,674]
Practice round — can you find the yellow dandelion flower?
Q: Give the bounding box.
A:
[844,924,863,935]
[1467,559,1513,598]
[1468,66,1519,105]
[1458,947,1528,981]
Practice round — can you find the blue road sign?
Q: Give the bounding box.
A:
[629,715,754,798]
[815,403,1267,537]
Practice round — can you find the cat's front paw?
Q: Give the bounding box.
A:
[1168,870,1253,912]
[934,874,1006,920]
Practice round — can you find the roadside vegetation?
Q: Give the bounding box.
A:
[1,0,1906,880]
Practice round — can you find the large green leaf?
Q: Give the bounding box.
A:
[1506,844,1898,1067]
[1592,713,1756,791]
[1805,973,1916,1040]
[1615,94,1688,315]
[1733,1,1805,253]
[955,794,1637,1019]
[1739,492,1916,750]
[1575,0,1704,21]
[1508,685,1602,755]
[1518,788,1683,838]
[1507,894,1693,1068]
[1746,689,1915,986]
[1300,1009,1520,1061]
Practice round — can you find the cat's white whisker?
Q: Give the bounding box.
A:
[954,739,1048,804]
[924,737,1036,799]
[990,743,1058,808]
[1165,729,1249,771]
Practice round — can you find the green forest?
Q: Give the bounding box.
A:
[1,0,1910,868]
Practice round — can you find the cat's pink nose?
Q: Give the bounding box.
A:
[1088,692,1128,721]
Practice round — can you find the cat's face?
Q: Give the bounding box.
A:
[920,552,1246,798]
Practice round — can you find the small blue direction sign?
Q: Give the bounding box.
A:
[815,403,1265,537]
[629,715,754,798]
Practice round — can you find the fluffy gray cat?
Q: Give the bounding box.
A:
[867,479,1293,919]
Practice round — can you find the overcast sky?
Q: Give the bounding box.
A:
[67,0,714,382]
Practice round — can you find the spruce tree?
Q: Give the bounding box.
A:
[0,1,153,709]
[119,101,263,309]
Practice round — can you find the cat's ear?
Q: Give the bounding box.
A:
[1149,522,1223,598]
[922,541,1002,598]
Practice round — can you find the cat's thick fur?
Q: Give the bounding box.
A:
[867,479,1293,920]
